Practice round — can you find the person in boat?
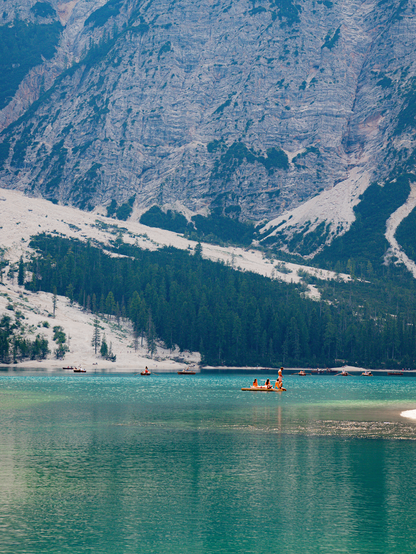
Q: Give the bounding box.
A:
[265,378,272,389]
[274,379,286,391]
[253,378,259,388]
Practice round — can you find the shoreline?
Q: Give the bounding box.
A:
[1,363,416,375]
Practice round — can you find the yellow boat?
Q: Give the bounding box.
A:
[241,387,286,392]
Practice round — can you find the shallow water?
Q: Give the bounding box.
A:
[1,373,416,553]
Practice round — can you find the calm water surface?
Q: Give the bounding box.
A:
[1,372,416,553]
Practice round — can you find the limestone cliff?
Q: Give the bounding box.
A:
[0,0,416,256]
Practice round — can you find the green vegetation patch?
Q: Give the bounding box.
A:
[190,213,256,247]
[270,0,301,26]
[292,146,320,166]
[158,41,172,59]
[210,141,289,182]
[38,140,68,201]
[0,140,11,170]
[207,139,226,153]
[84,0,123,29]
[0,20,62,110]
[106,196,136,220]
[140,206,189,234]
[72,163,103,211]
[395,77,416,135]
[377,76,393,89]
[140,207,256,247]
[277,222,330,256]
[249,6,267,15]
[213,97,233,115]
[30,2,57,18]
[11,124,34,168]
[322,27,340,49]
[116,197,135,221]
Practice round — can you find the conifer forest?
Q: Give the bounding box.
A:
[12,234,416,369]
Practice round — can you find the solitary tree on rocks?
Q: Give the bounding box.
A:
[18,257,25,286]
[92,316,101,354]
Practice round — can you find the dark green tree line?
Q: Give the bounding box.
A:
[25,234,416,368]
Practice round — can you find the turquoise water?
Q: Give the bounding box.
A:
[1,373,416,553]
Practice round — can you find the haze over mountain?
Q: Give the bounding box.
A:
[1,0,416,263]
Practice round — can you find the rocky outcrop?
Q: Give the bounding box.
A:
[0,0,416,245]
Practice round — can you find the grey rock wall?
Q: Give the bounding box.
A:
[0,0,415,228]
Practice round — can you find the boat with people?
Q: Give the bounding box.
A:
[178,365,196,375]
[241,387,285,392]
[73,367,86,373]
[310,368,336,374]
[336,370,351,376]
[294,370,309,376]
[387,371,404,376]
[141,366,151,376]
[242,376,286,392]
[361,370,373,376]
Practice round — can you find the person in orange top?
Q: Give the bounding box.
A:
[252,378,259,388]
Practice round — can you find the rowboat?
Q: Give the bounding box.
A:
[387,371,403,376]
[141,370,151,376]
[241,387,286,392]
[178,365,196,375]
[73,367,86,373]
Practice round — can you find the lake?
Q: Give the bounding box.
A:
[1,372,416,553]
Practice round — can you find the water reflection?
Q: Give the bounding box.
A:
[0,374,416,553]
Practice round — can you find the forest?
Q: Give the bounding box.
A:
[15,233,416,369]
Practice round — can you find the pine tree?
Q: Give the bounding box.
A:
[105,292,116,318]
[194,242,203,258]
[66,283,74,304]
[100,334,108,358]
[52,287,57,318]
[18,256,25,286]
[92,316,101,354]
[146,311,157,357]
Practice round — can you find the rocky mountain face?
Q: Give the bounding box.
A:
[1,0,416,257]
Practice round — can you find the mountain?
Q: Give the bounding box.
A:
[1,0,416,265]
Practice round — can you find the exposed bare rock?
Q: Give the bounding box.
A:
[0,0,416,253]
